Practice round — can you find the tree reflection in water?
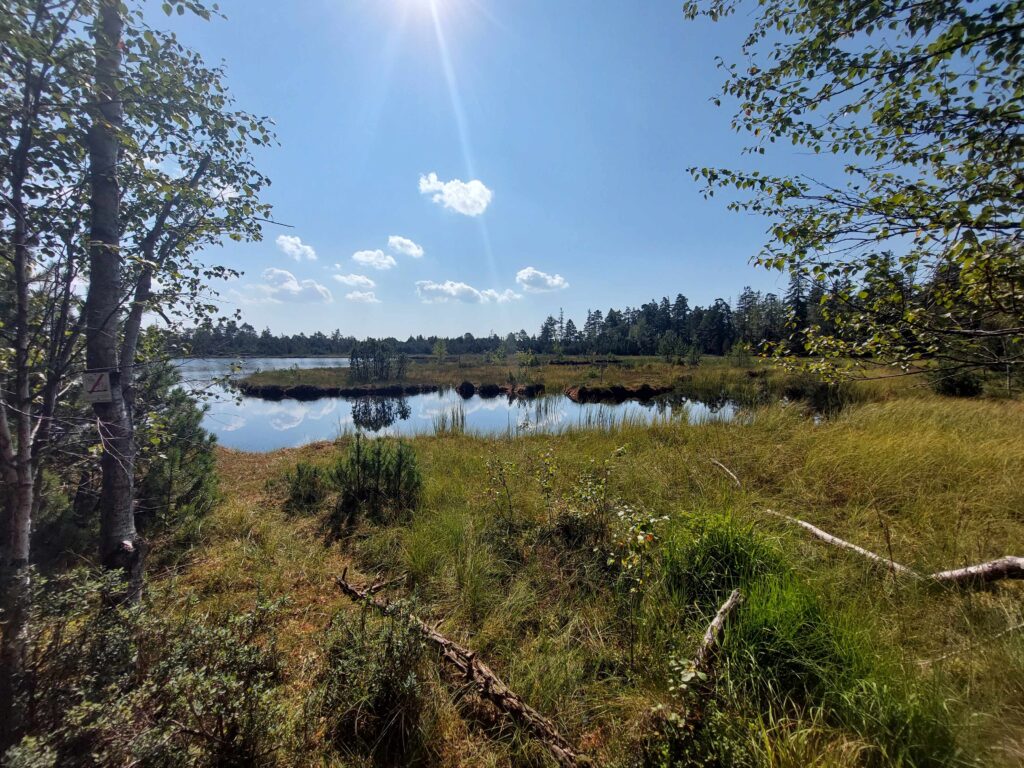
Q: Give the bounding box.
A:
[350,396,412,432]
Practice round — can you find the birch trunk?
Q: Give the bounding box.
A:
[85,0,144,602]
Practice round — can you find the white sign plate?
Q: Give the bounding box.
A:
[82,372,113,403]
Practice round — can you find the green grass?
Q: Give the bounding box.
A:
[158,393,1024,766]
[237,353,932,407]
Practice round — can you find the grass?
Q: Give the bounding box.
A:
[155,393,1023,766]
[237,354,932,407]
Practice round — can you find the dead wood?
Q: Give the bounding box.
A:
[710,459,742,489]
[336,569,590,767]
[693,589,744,678]
[929,556,1024,586]
[766,509,1024,587]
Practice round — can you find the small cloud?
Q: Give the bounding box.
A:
[246,267,332,304]
[345,290,381,304]
[333,273,376,288]
[353,249,397,270]
[516,266,569,293]
[388,235,424,258]
[419,172,493,216]
[276,234,317,262]
[481,288,521,303]
[415,280,521,304]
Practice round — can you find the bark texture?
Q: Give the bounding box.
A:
[693,589,744,678]
[85,0,144,601]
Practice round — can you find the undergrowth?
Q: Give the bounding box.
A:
[12,396,1021,767]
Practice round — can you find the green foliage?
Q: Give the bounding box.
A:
[685,0,1024,380]
[284,462,329,514]
[538,450,616,554]
[311,608,427,765]
[8,570,286,767]
[728,577,958,767]
[660,516,783,613]
[330,435,422,531]
[133,359,220,550]
[348,339,408,383]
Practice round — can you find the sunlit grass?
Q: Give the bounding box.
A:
[163,394,1024,765]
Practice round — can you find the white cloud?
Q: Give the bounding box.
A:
[415,280,521,304]
[249,268,332,304]
[515,266,569,293]
[419,172,493,216]
[345,290,381,304]
[353,249,397,270]
[276,234,317,262]
[388,235,424,258]
[333,273,376,288]
[481,288,521,304]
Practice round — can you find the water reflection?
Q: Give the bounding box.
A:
[350,397,411,431]
[174,358,738,452]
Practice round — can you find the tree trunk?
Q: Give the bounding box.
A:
[85,0,143,602]
[0,128,38,753]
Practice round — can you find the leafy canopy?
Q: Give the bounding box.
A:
[684,0,1023,377]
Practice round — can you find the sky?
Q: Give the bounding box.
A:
[161,0,815,339]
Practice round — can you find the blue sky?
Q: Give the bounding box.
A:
[165,0,808,338]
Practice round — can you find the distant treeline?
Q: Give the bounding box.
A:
[173,275,833,358]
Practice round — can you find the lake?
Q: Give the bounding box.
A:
[175,357,737,452]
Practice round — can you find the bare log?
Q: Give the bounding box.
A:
[693,589,744,677]
[337,570,590,767]
[929,557,1024,586]
[765,509,921,578]
[766,509,1024,587]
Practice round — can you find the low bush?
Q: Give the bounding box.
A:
[284,461,329,514]
[660,516,784,613]
[310,608,428,765]
[330,435,422,531]
[928,366,984,397]
[727,576,958,767]
[7,570,287,768]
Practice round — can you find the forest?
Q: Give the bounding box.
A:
[177,277,840,360]
[1,0,1022,766]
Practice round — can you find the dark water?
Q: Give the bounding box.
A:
[175,358,737,452]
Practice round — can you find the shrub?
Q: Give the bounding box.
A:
[330,435,422,531]
[928,366,984,397]
[311,608,427,765]
[284,461,329,513]
[8,570,287,768]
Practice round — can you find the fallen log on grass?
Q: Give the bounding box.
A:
[336,569,590,767]
[693,589,744,678]
[929,556,1024,586]
[765,510,920,578]
[765,509,1024,586]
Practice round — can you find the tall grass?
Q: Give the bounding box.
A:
[153,394,1024,766]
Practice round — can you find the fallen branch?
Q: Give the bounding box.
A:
[366,572,407,595]
[710,459,742,489]
[693,589,744,678]
[337,569,590,767]
[765,509,919,578]
[929,557,1024,586]
[766,510,1024,586]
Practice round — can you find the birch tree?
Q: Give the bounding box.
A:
[1,0,272,742]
